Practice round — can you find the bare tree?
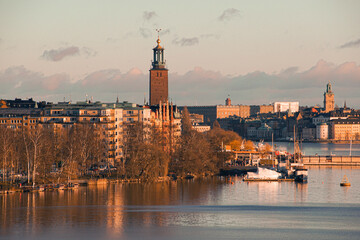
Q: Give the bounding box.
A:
[0,126,14,182]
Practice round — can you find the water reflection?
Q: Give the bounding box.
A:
[1,168,360,240]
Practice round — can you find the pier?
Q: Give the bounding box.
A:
[303,155,360,166]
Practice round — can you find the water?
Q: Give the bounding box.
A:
[1,166,360,240]
[269,142,360,156]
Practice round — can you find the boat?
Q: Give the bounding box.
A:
[293,164,308,183]
[292,126,308,183]
[244,167,282,181]
[340,175,351,187]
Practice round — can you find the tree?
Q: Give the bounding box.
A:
[0,126,14,182]
[122,122,169,181]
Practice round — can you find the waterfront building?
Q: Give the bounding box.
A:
[323,81,335,113]
[316,123,329,140]
[40,101,151,164]
[274,102,299,113]
[302,127,316,141]
[149,34,168,106]
[330,119,360,140]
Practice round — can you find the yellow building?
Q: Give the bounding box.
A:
[330,119,360,140]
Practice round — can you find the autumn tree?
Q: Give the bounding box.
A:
[0,126,14,182]
[171,107,217,177]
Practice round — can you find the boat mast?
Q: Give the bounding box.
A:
[294,125,296,162]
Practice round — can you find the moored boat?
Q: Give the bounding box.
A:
[294,165,308,183]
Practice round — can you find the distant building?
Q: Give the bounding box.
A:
[274,102,299,113]
[193,124,211,133]
[330,119,360,140]
[302,127,316,141]
[184,98,251,124]
[316,123,329,140]
[250,105,274,116]
[323,82,335,112]
[0,108,42,129]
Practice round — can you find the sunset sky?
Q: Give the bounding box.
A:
[1,0,360,107]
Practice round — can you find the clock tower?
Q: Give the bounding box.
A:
[323,81,335,112]
[149,32,168,106]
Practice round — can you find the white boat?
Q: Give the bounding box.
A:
[245,167,282,180]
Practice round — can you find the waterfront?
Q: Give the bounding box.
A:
[271,142,360,156]
[1,166,360,240]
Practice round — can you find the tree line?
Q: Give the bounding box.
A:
[1,107,255,185]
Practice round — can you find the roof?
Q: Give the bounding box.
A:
[0,108,42,117]
[332,119,360,124]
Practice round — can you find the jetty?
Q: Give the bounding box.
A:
[302,155,360,166]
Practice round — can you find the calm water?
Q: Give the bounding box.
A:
[1,166,360,240]
[270,142,360,156]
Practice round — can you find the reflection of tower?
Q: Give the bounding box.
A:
[323,81,334,112]
[149,30,168,106]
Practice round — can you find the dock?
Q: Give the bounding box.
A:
[303,155,360,166]
[243,178,295,182]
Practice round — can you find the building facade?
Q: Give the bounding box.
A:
[316,123,329,140]
[274,102,299,113]
[330,119,360,140]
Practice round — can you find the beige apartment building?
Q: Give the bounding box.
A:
[41,101,151,164]
[0,109,42,129]
[330,119,360,140]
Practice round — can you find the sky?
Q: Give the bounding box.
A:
[0,0,360,107]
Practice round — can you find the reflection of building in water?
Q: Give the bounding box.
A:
[106,185,125,237]
[254,182,280,204]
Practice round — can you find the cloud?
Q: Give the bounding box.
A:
[200,34,220,40]
[139,27,152,38]
[160,29,171,36]
[1,61,360,107]
[143,11,157,21]
[172,37,199,46]
[339,38,360,48]
[218,8,241,21]
[41,46,96,61]
[0,66,72,99]
[42,46,80,61]
[81,47,97,57]
[169,60,360,106]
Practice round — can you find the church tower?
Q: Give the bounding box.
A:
[323,81,334,112]
[149,31,168,106]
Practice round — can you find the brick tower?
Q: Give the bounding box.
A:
[323,81,334,112]
[149,32,168,106]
